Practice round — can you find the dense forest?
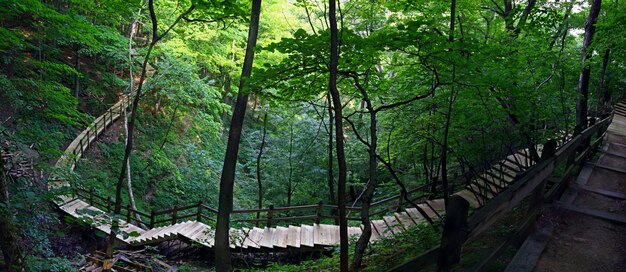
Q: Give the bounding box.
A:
[0,0,625,271]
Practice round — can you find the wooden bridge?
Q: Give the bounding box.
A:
[47,94,620,255]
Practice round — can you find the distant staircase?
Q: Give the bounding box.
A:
[49,93,584,251]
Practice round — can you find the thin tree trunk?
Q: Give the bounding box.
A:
[349,76,377,271]
[576,0,603,129]
[74,48,80,99]
[441,0,457,206]
[255,113,267,227]
[0,153,24,272]
[215,1,262,271]
[287,124,294,207]
[125,12,142,226]
[327,92,336,206]
[105,2,194,270]
[328,1,348,270]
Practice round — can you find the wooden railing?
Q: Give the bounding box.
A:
[72,180,435,229]
[390,113,613,271]
[55,95,132,171]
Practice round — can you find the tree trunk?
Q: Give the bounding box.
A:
[441,0,457,206]
[576,0,603,129]
[74,48,80,99]
[328,1,349,270]
[255,113,267,227]
[327,92,336,206]
[215,1,262,271]
[0,152,24,272]
[350,77,377,271]
[125,12,142,226]
[287,124,294,207]
[105,2,195,270]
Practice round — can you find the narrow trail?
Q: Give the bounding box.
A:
[508,104,626,272]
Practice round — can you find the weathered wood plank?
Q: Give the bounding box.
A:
[274,226,289,248]
[503,225,554,272]
[574,183,626,200]
[300,224,314,247]
[555,202,626,224]
[287,225,301,248]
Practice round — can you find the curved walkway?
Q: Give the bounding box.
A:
[48,95,572,251]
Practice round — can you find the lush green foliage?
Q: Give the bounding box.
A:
[1,0,626,270]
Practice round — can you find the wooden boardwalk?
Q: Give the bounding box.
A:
[507,103,626,272]
[49,94,579,251]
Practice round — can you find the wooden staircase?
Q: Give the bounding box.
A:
[48,92,587,251]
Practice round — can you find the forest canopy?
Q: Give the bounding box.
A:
[0,0,624,271]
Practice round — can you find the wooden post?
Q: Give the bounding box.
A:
[94,118,98,136]
[396,190,406,212]
[126,204,131,223]
[89,188,94,205]
[172,205,178,225]
[267,205,274,227]
[107,197,112,212]
[315,201,323,224]
[197,201,203,222]
[437,195,470,271]
[149,210,155,228]
[530,139,557,211]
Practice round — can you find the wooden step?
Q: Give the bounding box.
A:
[286,225,301,248]
[394,211,418,227]
[383,216,403,234]
[259,227,275,248]
[300,225,314,247]
[273,226,289,248]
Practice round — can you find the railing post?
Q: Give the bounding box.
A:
[315,201,323,225]
[396,190,406,212]
[530,139,557,211]
[267,205,274,227]
[149,210,155,228]
[172,205,178,225]
[437,195,470,271]
[88,188,94,205]
[126,204,131,223]
[94,118,98,136]
[196,201,203,222]
[107,197,112,212]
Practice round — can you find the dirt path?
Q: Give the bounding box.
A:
[532,131,626,272]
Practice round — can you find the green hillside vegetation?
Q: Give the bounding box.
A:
[0,0,624,271]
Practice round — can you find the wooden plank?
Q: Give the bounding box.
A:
[259,227,275,248]
[600,150,626,160]
[287,225,301,248]
[300,224,314,247]
[229,228,245,248]
[555,202,626,224]
[372,219,390,238]
[426,199,446,212]
[325,224,340,245]
[574,184,626,200]
[394,212,417,228]
[273,226,289,248]
[348,226,362,238]
[383,216,403,234]
[589,163,626,175]
[504,225,554,272]
[244,227,263,248]
[405,208,425,223]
